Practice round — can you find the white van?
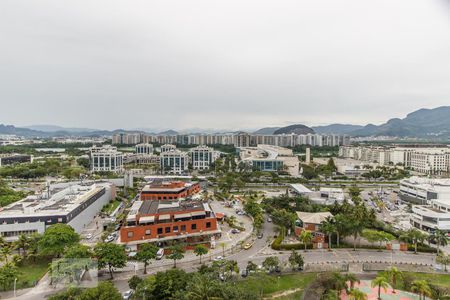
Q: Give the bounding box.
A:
[156,248,164,260]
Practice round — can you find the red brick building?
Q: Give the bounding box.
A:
[140,181,201,201]
[295,211,333,249]
[119,198,220,249]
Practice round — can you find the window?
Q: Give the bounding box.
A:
[145,229,151,235]
[165,227,171,233]
[127,231,134,238]
[181,225,186,232]
[191,224,197,230]
[157,228,163,234]
[206,222,211,228]
[173,226,179,232]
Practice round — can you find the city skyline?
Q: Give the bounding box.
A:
[1,0,450,130]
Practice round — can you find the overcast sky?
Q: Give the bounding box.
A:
[1,0,450,131]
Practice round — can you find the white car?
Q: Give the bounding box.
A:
[213,256,224,261]
[86,233,93,240]
[123,290,133,300]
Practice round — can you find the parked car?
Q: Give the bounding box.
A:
[214,256,224,261]
[240,269,248,278]
[104,235,115,243]
[156,248,164,260]
[243,243,252,250]
[257,232,263,239]
[267,217,272,223]
[86,233,93,240]
[123,290,133,300]
[231,229,240,234]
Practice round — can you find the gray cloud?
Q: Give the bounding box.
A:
[0,0,449,130]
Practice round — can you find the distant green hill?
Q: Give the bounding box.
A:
[273,124,315,135]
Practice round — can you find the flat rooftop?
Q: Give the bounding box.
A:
[137,199,210,216]
[0,183,108,218]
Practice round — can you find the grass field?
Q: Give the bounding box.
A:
[16,259,50,289]
[237,272,317,297]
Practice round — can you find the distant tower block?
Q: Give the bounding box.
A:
[305,147,311,165]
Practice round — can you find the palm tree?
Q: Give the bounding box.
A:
[321,216,336,250]
[400,229,427,254]
[299,230,313,251]
[331,272,347,299]
[411,280,432,300]
[219,242,226,257]
[431,229,448,255]
[15,234,30,257]
[348,288,368,300]
[344,273,360,291]
[0,244,11,263]
[186,274,220,300]
[387,266,402,294]
[194,244,209,264]
[371,276,389,300]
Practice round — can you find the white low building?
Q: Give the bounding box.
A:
[160,150,189,174]
[189,145,218,170]
[411,200,450,233]
[0,183,115,241]
[90,145,123,173]
[239,144,300,176]
[399,176,450,204]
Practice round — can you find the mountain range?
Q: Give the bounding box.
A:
[349,106,450,138]
[2,106,450,139]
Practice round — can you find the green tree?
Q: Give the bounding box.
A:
[135,243,158,274]
[246,260,258,272]
[271,209,297,231]
[64,244,92,258]
[185,273,220,300]
[0,263,19,291]
[348,288,367,300]
[411,280,432,300]
[152,269,190,299]
[262,256,280,273]
[371,276,389,300]
[362,229,395,251]
[194,244,209,264]
[14,234,30,257]
[0,244,11,263]
[431,229,448,255]
[321,216,336,250]
[288,250,304,271]
[39,224,80,257]
[387,266,402,294]
[94,242,127,279]
[299,230,313,251]
[135,276,156,299]
[437,254,450,272]
[128,275,143,290]
[399,228,427,254]
[78,281,121,300]
[168,244,185,268]
[344,273,360,291]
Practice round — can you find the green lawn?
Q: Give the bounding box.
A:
[102,199,122,215]
[379,271,450,289]
[237,272,317,296]
[16,259,50,289]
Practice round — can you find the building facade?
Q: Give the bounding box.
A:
[140,181,201,201]
[160,150,189,174]
[135,143,154,155]
[190,146,217,170]
[90,145,124,173]
[0,183,115,241]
